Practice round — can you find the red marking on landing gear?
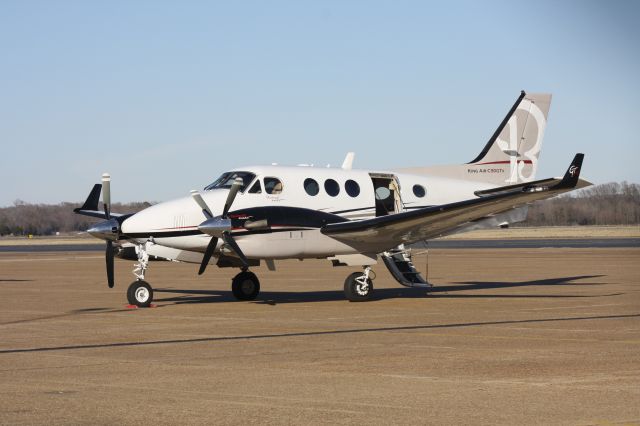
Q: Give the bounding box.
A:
[125,304,157,309]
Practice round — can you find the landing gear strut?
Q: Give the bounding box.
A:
[231,270,260,301]
[344,266,375,302]
[127,240,155,307]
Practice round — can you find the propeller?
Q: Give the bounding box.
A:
[87,173,119,288]
[192,178,249,274]
[102,173,115,288]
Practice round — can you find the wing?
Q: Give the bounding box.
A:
[321,154,590,253]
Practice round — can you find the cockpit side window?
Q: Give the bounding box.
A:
[264,177,283,194]
[248,180,262,194]
[204,171,255,192]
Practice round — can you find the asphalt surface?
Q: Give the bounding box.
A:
[1,237,639,253]
[0,248,639,424]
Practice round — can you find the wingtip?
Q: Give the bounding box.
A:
[556,153,585,188]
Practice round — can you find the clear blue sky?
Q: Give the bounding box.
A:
[1,0,638,206]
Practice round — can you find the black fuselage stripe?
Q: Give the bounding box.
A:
[123,227,315,239]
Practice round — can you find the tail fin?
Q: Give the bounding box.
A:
[468,91,552,184]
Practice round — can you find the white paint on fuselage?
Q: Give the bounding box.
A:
[120,165,495,261]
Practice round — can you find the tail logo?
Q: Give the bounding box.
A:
[496,100,546,184]
[569,165,579,177]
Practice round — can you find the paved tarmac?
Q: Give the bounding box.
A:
[0,248,639,425]
[1,237,639,253]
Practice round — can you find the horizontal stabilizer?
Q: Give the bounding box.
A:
[73,183,124,219]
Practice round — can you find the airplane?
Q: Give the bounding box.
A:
[74,91,591,307]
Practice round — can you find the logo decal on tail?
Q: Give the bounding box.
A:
[569,165,579,177]
[495,99,546,184]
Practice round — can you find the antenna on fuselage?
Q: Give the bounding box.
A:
[342,152,355,170]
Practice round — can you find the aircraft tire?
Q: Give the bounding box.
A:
[127,280,153,307]
[232,271,260,301]
[344,272,374,302]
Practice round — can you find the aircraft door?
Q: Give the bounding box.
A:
[369,174,404,217]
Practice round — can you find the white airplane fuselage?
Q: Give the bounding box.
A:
[121,165,489,261]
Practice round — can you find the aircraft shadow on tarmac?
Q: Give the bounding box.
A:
[154,275,614,306]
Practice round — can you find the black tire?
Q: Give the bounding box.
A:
[344,272,374,302]
[127,280,153,307]
[232,271,260,301]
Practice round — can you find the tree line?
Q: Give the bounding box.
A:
[0,182,638,236]
[0,201,152,236]
[523,181,640,226]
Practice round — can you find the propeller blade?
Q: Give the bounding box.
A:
[102,173,111,219]
[106,240,114,288]
[190,190,213,218]
[222,178,243,218]
[222,232,249,269]
[198,237,218,275]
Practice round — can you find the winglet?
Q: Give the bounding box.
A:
[556,153,584,189]
[74,184,102,213]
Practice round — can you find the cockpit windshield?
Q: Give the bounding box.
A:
[204,171,256,191]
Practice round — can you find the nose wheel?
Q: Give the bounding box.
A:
[127,280,154,307]
[231,271,260,301]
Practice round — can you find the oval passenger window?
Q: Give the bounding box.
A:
[413,184,426,198]
[304,178,319,196]
[324,179,340,197]
[345,180,360,197]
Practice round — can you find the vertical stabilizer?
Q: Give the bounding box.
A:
[397,91,552,186]
[468,91,552,184]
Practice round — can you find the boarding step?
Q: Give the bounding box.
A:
[381,246,432,288]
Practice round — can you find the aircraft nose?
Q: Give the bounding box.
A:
[120,195,203,237]
[120,209,153,236]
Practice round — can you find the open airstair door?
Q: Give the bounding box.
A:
[369,173,404,217]
[381,245,431,288]
[368,174,428,287]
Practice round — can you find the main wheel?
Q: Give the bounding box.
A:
[127,280,153,307]
[344,272,374,302]
[231,271,260,301]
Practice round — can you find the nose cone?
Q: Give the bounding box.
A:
[120,195,208,237]
[88,218,120,241]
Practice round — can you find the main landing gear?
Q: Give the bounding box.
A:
[344,266,375,302]
[231,270,260,301]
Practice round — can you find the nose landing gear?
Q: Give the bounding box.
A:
[127,240,155,308]
[127,280,153,307]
